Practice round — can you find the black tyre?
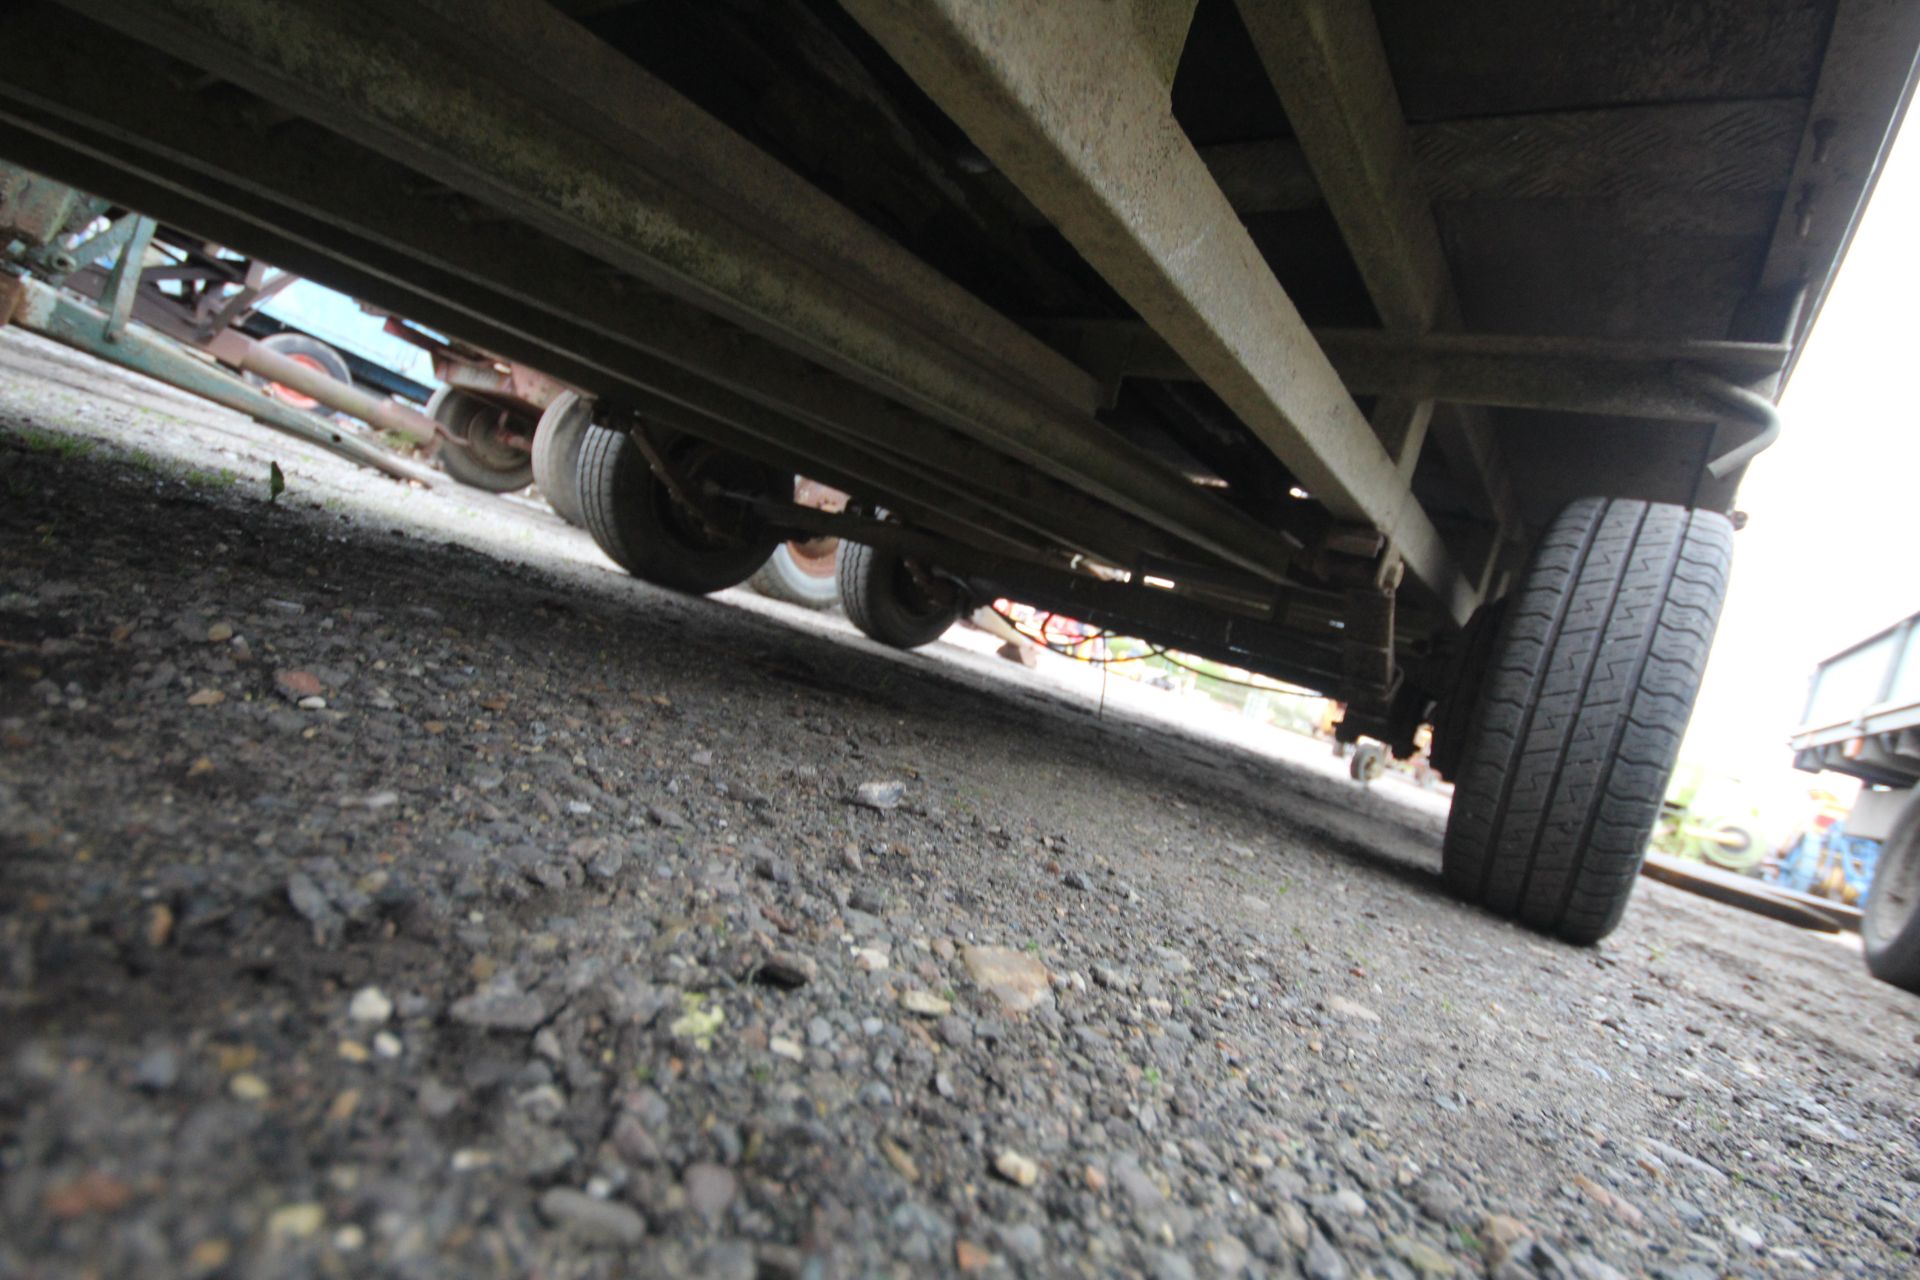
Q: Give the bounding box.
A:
[837,541,963,649]
[1863,790,1920,991]
[429,387,534,493]
[1442,497,1732,944]
[1430,597,1506,780]
[245,332,352,417]
[532,390,593,526]
[1349,742,1386,785]
[576,423,784,594]
[1699,823,1759,872]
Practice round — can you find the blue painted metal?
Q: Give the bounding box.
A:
[1772,821,1882,902]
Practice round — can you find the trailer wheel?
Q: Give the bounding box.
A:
[749,539,842,608]
[246,332,352,416]
[1429,597,1506,780]
[429,387,534,493]
[1863,790,1920,991]
[531,390,592,526]
[576,423,784,594]
[1442,497,1732,944]
[837,541,962,649]
[748,478,847,608]
[1349,742,1386,785]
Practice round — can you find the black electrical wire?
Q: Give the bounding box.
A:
[987,602,1321,695]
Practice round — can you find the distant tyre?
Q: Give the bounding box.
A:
[1349,742,1386,785]
[748,477,847,608]
[575,423,785,594]
[531,390,593,526]
[1863,790,1920,991]
[1698,823,1759,872]
[429,387,534,492]
[246,332,352,416]
[749,538,842,608]
[837,541,963,649]
[1442,497,1732,944]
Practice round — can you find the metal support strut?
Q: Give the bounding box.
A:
[3,274,442,486]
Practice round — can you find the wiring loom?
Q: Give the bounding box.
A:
[986,602,1320,696]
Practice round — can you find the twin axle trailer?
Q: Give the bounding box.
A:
[3,0,1917,943]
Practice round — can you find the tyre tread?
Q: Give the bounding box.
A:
[1443,498,1732,943]
[1863,792,1920,990]
[573,424,778,594]
[532,391,591,526]
[836,542,960,649]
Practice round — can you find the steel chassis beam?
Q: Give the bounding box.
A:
[958,564,1355,698]
[1752,0,1920,373]
[0,102,1065,566]
[983,101,1806,233]
[842,0,1476,625]
[53,0,1298,586]
[0,7,1254,578]
[1231,0,1516,539]
[1206,99,1806,220]
[1037,321,1789,422]
[1701,0,1920,510]
[750,499,1363,696]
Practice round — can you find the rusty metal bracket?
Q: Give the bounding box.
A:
[193,264,296,341]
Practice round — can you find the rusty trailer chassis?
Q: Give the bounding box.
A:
[1,1,1917,929]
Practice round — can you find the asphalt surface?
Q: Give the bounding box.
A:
[2,326,1918,1279]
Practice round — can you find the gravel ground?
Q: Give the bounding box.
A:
[2,326,1918,1279]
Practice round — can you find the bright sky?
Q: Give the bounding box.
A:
[1680,109,1920,809]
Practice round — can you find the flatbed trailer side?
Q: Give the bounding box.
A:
[1791,610,1920,790]
[1788,609,1920,989]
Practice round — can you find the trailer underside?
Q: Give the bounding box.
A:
[1,0,1916,750]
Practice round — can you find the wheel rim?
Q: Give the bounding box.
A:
[888,557,955,623]
[654,440,773,551]
[442,394,529,475]
[784,535,840,578]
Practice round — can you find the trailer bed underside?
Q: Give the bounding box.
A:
[1,0,1915,711]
